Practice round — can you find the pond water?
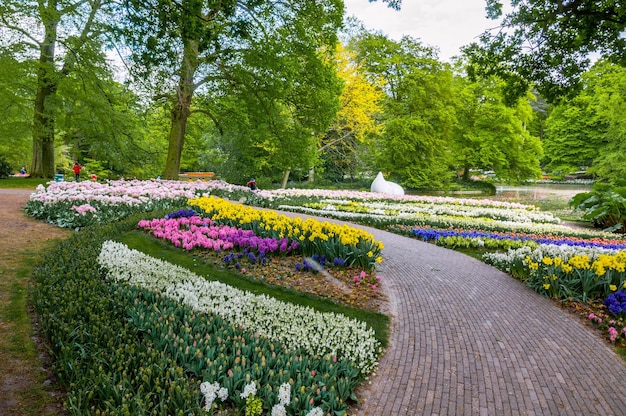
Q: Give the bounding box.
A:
[495,183,592,202]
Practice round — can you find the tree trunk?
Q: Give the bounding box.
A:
[281,170,290,189]
[31,17,59,178]
[462,165,470,181]
[162,38,200,180]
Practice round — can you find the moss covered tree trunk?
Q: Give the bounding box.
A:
[31,17,59,179]
[162,39,200,180]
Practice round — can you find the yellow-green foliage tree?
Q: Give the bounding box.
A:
[318,43,384,182]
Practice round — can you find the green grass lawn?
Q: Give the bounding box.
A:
[0,177,50,189]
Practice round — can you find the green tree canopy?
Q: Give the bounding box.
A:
[0,50,34,169]
[119,0,344,180]
[317,43,384,182]
[542,95,604,176]
[0,0,114,177]
[465,0,626,103]
[545,61,626,183]
[453,71,543,183]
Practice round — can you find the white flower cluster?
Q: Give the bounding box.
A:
[240,382,257,399]
[200,381,228,411]
[356,201,560,224]
[305,407,324,416]
[199,380,319,416]
[279,204,622,239]
[271,383,291,416]
[256,188,534,210]
[483,243,622,267]
[317,199,560,224]
[98,241,381,373]
[30,178,246,207]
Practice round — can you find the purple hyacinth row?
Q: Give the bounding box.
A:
[138,216,299,254]
[412,227,626,250]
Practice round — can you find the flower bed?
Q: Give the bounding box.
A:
[25,178,626,393]
[188,196,384,271]
[98,241,380,373]
[137,212,385,309]
[33,215,385,415]
[388,225,626,252]
[303,199,562,224]
[24,179,250,228]
[137,216,300,255]
[250,188,535,210]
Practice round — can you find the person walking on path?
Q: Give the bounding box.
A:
[72,162,83,182]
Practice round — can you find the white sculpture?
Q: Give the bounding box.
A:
[370,171,404,196]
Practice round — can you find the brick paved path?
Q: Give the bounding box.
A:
[350,226,626,415]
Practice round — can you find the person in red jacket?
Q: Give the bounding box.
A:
[73,162,83,181]
[246,178,257,190]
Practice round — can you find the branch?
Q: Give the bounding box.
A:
[235,0,271,41]
[0,14,41,46]
[153,93,173,102]
[318,131,353,153]
[189,108,224,136]
[58,0,91,16]
[60,0,103,76]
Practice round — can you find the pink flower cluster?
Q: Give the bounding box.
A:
[70,204,97,215]
[589,314,626,343]
[138,216,299,254]
[353,270,381,291]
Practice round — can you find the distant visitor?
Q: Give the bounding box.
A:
[73,162,83,181]
[247,178,257,190]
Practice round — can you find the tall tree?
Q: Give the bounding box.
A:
[453,71,543,183]
[465,0,626,103]
[542,95,603,175]
[0,0,111,177]
[353,34,457,188]
[56,54,161,177]
[318,43,384,182]
[120,0,344,180]
[545,61,626,182]
[192,39,342,187]
[0,50,34,169]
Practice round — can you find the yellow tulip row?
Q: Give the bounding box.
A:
[188,196,384,268]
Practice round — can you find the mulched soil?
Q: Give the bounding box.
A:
[195,249,388,312]
[560,299,626,349]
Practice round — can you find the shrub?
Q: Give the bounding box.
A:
[570,182,626,233]
[0,155,13,179]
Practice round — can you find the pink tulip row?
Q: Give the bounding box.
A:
[138,216,299,254]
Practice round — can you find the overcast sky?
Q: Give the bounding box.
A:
[343,0,500,61]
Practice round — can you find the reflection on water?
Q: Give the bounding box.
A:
[495,184,592,202]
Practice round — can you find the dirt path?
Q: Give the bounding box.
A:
[0,189,69,415]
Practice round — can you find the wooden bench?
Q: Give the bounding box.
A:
[179,172,215,179]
